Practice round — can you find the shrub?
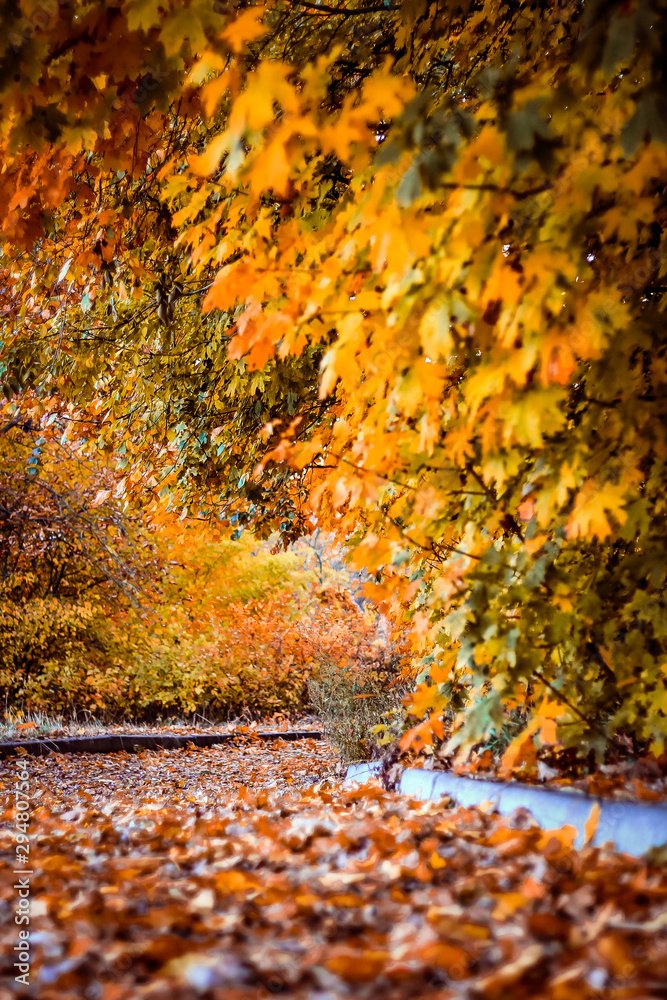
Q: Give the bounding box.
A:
[4,517,401,724]
[307,615,407,762]
[0,409,157,710]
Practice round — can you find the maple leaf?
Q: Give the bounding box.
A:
[566,481,628,540]
[500,720,540,778]
[160,5,210,57]
[405,681,442,721]
[248,132,292,196]
[220,6,268,53]
[190,133,230,177]
[419,302,454,361]
[125,0,164,32]
[535,698,566,745]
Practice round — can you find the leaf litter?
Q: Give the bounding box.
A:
[1,737,666,999]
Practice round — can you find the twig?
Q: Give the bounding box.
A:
[291,1,400,14]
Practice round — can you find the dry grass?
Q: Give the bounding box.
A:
[308,658,406,763]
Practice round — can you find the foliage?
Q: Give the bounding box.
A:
[121,527,400,721]
[0,403,157,707]
[1,0,666,754]
[308,634,406,762]
[3,742,667,998]
[4,507,394,720]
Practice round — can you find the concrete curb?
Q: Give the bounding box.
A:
[345,762,667,856]
[0,730,323,759]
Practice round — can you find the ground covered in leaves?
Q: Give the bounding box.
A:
[1,739,666,1000]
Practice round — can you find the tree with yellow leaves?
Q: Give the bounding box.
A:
[1,0,666,755]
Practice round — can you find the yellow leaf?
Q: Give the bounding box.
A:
[201,71,231,118]
[399,715,445,751]
[220,6,268,53]
[359,67,414,119]
[454,128,505,184]
[500,719,539,776]
[405,681,442,720]
[571,291,630,360]
[483,264,523,305]
[470,127,505,167]
[492,892,528,919]
[160,6,208,57]
[319,96,369,160]
[536,697,565,745]
[91,489,111,508]
[189,50,227,87]
[429,652,456,685]
[419,303,453,361]
[229,63,300,135]
[213,870,259,896]
[248,133,291,197]
[125,0,163,32]
[566,481,628,541]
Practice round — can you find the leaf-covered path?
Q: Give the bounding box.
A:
[1,739,666,999]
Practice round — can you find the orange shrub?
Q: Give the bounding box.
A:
[9,524,400,722]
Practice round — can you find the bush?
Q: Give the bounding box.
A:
[4,519,402,724]
[308,631,407,762]
[0,409,157,711]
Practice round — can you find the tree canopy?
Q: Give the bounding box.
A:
[1,0,666,755]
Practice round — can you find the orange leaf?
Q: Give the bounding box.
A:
[584,803,600,845]
[326,949,388,982]
[517,497,535,521]
[499,720,539,777]
[399,714,445,752]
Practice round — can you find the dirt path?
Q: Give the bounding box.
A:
[1,740,666,999]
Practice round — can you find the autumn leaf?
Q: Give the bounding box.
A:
[584,803,601,845]
[566,481,628,540]
[220,6,268,53]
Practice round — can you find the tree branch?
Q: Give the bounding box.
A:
[291,1,400,14]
